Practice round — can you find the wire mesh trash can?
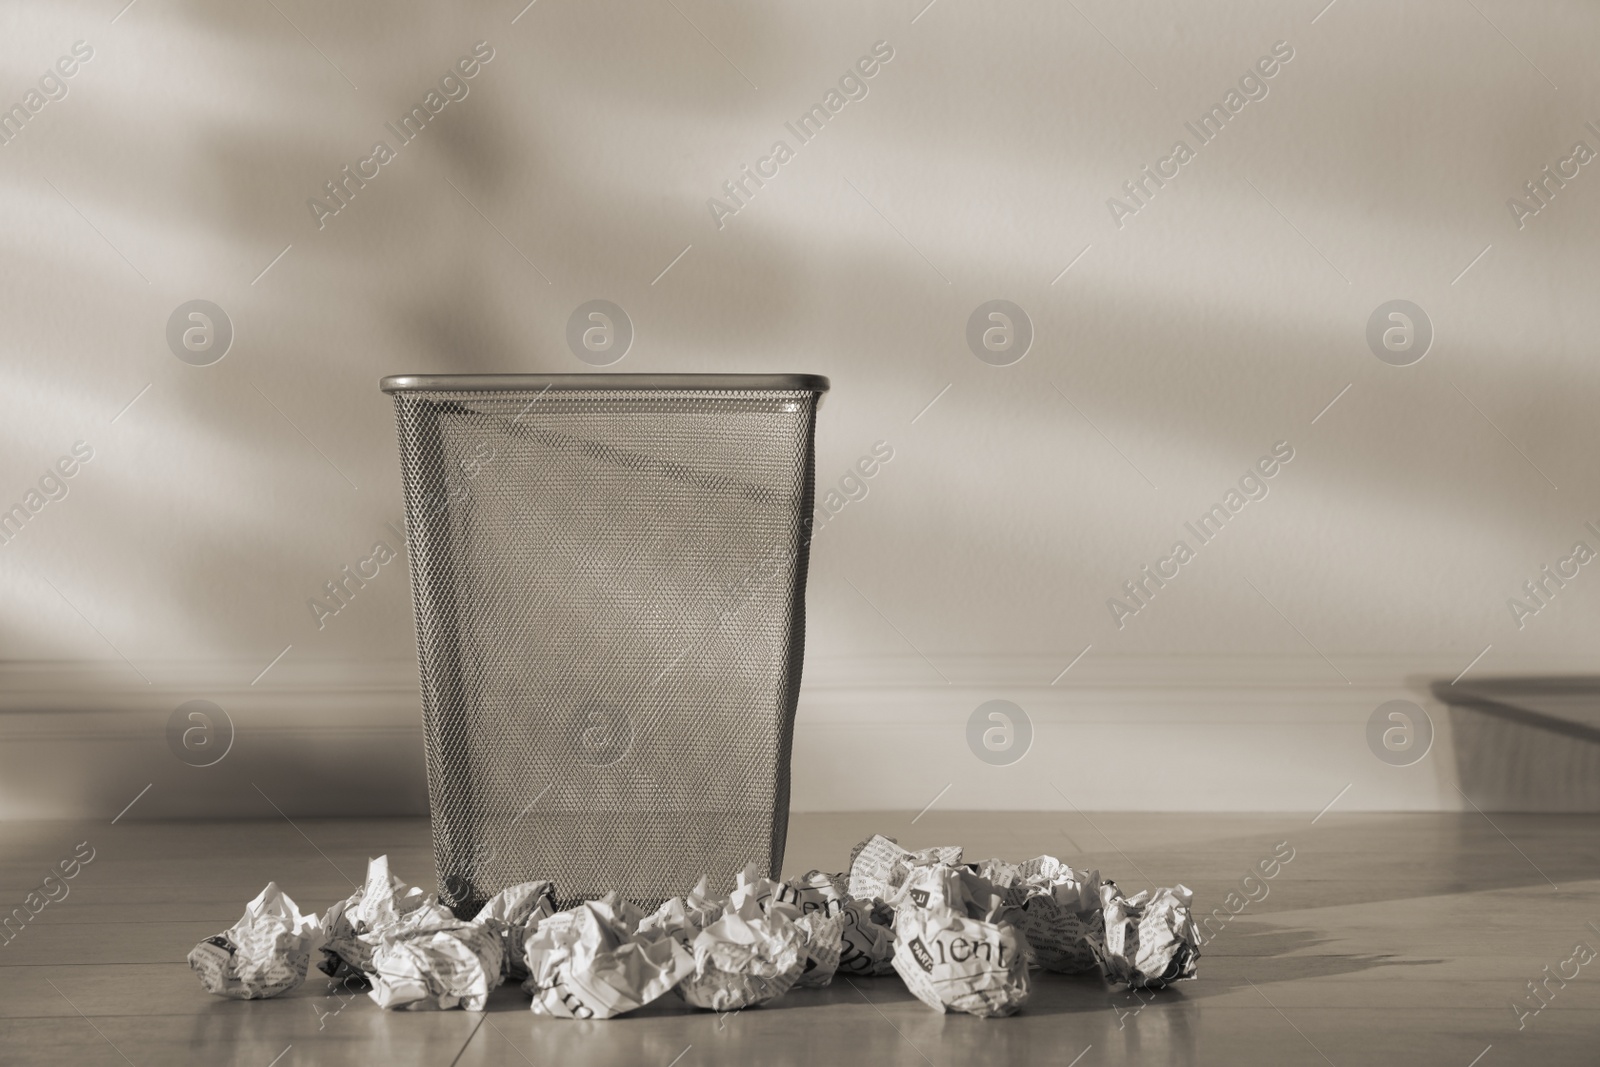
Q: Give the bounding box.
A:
[381,373,828,915]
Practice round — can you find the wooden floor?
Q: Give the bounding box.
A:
[2,811,1597,1066]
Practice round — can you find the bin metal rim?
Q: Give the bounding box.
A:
[381,373,829,394]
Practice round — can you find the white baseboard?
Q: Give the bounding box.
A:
[0,654,1592,819]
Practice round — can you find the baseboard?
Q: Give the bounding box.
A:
[0,654,1594,819]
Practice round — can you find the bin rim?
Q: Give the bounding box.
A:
[381,373,828,394]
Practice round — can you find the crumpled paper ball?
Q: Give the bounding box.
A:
[973,855,1103,973]
[1091,881,1200,989]
[726,864,844,990]
[837,897,897,976]
[368,921,504,1011]
[777,869,849,914]
[890,862,1009,922]
[523,893,692,1018]
[472,881,556,981]
[789,910,846,988]
[847,835,962,904]
[188,882,323,999]
[888,865,1031,1018]
[319,856,454,981]
[678,874,808,1011]
[637,876,721,949]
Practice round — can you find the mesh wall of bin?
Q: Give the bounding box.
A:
[381,373,828,915]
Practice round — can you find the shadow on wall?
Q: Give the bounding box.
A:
[4,0,1598,673]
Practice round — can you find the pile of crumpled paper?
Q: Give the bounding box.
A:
[188,834,1199,1018]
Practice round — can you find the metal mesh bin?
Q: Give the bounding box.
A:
[381,373,828,915]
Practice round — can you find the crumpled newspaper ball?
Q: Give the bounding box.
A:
[678,878,808,1011]
[472,881,556,981]
[891,901,1030,1018]
[368,920,504,1011]
[319,856,453,981]
[847,835,963,904]
[1091,882,1200,989]
[189,882,323,999]
[637,876,721,949]
[779,870,860,983]
[777,869,849,915]
[727,864,845,989]
[523,893,691,1019]
[974,855,1103,974]
[789,910,846,988]
[836,897,897,976]
[889,863,1010,924]
[969,856,1026,889]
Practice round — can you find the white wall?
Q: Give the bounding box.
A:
[3,0,1598,818]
